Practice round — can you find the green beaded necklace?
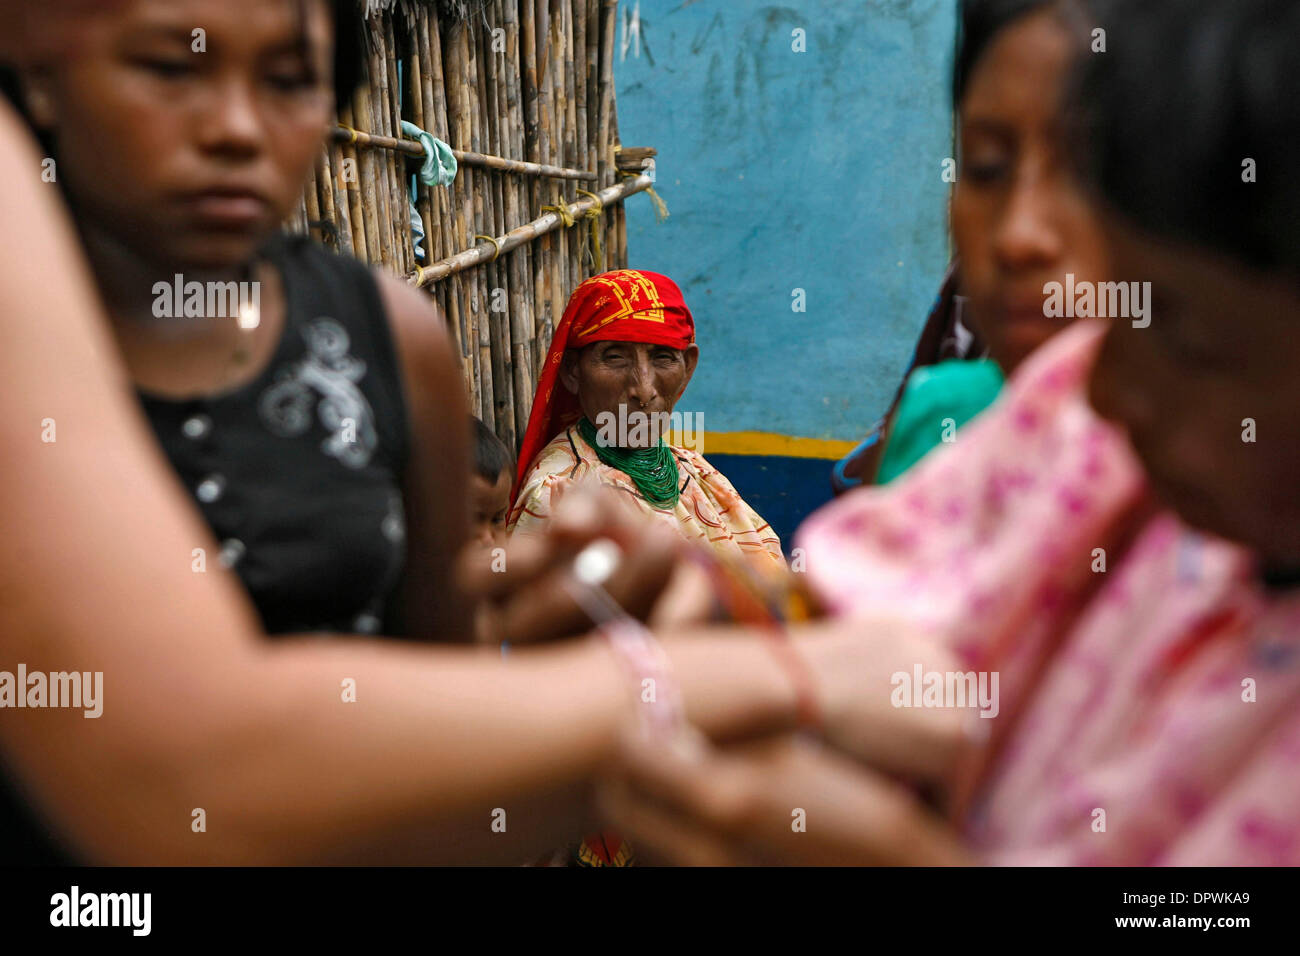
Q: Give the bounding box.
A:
[577,416,681,509]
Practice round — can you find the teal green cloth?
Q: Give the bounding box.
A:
[875,358,1005,484]
[400,120,458,187]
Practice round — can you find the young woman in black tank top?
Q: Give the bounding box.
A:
[19,0,471,641]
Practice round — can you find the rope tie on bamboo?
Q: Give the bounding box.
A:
[644,186,670,223]
[474,234,503,262]
[575,188,604,269]
[540,202,576,228]
[338,124,359,145]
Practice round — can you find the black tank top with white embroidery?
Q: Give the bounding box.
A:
[139,234,412,636]
[1,235,414,864]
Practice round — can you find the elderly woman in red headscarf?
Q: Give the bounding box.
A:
[508,269,784,580]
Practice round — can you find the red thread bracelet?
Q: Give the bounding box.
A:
[761,625,823,732]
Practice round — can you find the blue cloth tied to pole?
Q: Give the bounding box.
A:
[400,120,457,261]
[400,120,457,187]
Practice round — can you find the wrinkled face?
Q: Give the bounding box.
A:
[560,341,699,449]
[951,9,1110,373]
[23,0,333,270]
[470,470,511,549]
[1088,220,1300,570]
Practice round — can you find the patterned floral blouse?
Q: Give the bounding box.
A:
[798,320,1300,865]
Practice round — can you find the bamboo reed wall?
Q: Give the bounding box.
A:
[286,0,657,452]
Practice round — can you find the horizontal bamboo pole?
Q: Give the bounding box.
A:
[331,126,596,180]
[455,147,595,180]
[407,173,652,288]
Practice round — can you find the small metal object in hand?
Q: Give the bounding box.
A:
[565,538,684,736]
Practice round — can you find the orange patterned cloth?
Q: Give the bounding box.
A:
[508,424,786,578]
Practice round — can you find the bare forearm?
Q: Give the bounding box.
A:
[665,629,801,742]
[75,630,797,864]
[123,639,627,864]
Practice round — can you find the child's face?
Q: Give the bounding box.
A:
[470,471,512,549]
[25,0,334,270]
[1088,221,1300,570]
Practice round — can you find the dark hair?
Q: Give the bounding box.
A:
[954,0,1059,106]
[330,0,366,111]
[471,417,514,484]
[1069,0,1300,279]
[954,0,1101,108]
[0,1,365,116]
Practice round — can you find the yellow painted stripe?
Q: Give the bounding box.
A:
[665,429,856,460]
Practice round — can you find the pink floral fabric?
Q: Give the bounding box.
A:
[797,320,1300,865]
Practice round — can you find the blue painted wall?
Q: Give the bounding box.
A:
[616,0,955,438]
[614,0,957,541]
[703,451,837,550]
